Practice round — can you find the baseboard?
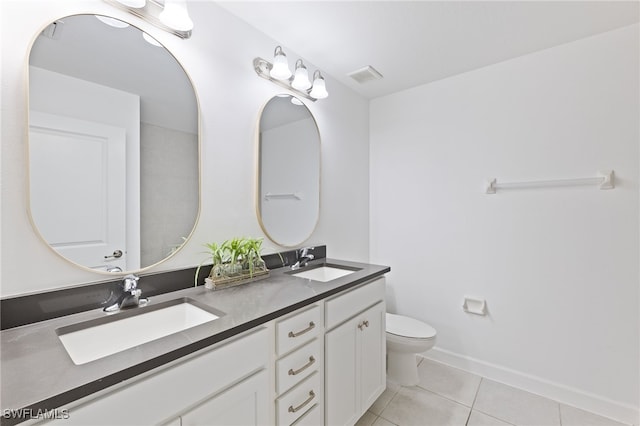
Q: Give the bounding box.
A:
[421,347,639,426]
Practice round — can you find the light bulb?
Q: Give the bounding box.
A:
[95,15,130,28]
[160,0,194,32]
[270,46,291,80]
[309,71,328,99]
[142,32,162,47]
[291,60,311,90]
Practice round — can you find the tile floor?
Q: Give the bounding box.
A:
[356,358,630,426]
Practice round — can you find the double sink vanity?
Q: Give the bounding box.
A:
[1,258,390,426]
[6,8,389,425]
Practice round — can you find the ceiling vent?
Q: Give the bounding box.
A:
[347,66,383,84]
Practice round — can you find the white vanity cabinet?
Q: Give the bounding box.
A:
[32,275,387,426]
[324,278,386,426]
[178,369,269,426]
[39,327,270,426]
[273,304,324,426]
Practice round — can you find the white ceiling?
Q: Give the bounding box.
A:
[216,1,640,99]
[30,14,198,133]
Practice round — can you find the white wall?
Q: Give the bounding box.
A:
[370,24,639,424]
[0,0,370,296]
[140,122,198,266]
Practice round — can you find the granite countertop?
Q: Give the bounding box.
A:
[0,259,389,418]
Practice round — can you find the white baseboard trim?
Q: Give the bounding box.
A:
[421,347,639,426]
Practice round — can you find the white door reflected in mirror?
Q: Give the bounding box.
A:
[258,95,320,247]
[30,112,128,270]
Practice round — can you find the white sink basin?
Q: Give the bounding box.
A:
[291,266,357,282]
[57,299,221,365]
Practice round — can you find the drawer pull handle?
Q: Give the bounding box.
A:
[288,321,315,338]
[288,356,316,376]
[288,390,315,413]
[358,320,370,330]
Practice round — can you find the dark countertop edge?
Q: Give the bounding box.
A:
[2,264,389,425]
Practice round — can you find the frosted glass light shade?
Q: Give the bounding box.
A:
[292,61,311,90]
[95,16,130,28]
[270,47,291,80]
[116,0,146,7]
[160,0,194,32]
[142,32,162,46]
[309,73,328,99]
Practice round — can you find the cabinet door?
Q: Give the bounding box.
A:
[180,369,269,426]
[325,316,359,426]
[359,302,386,411]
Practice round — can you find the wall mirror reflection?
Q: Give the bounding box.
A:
[258,94,320,247]
[28,14,199,273]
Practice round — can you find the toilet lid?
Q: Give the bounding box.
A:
[386,313,436,339]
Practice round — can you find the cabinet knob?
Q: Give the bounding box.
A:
[358,320,370,331]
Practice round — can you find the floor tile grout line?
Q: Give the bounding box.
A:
[558,402,562,426]
[376,386,400,421]
[470,376,483,409]
[472,408,519,426]
[412,381,477,409]
[464,377,484,426]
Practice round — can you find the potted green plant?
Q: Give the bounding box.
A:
[195,237,269,289]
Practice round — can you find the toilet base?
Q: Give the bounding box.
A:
[387,351,419,386]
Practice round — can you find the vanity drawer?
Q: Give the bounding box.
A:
[325,277,385,330]
[276,304,322,356]
[276,338,321,394]
[291,402,322,426]
[276,372,322,426]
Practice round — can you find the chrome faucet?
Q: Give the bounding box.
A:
[103,274,149,312]
[291,247,315,270]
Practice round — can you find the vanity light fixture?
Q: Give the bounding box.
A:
[115,0,146,7]
[309,70,328,99]
[291,60,312,90]
[270,46,292,80]
[159,0,194,32]
[103,0,193,38]
[254,46,329,102]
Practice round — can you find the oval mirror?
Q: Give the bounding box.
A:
[257,95,320,247]
[28,14,199,273]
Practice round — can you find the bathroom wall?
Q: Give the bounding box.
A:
[139,122,198,266]
[370,24,639,424]
[0,0,370,296]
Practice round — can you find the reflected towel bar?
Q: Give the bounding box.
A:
[485,170,614,194]
[264,192,303,201]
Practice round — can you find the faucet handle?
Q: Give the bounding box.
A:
[122,274,139,291]
[299,247,315,257]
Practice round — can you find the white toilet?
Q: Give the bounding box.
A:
[385,313,437,386]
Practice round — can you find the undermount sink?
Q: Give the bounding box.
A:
[290,264,359,282]
[57,298,223,365]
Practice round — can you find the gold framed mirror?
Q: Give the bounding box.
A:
[257,95,320,247]
[28,14,200,273]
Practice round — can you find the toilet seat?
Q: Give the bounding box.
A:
[386,313,436,339]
